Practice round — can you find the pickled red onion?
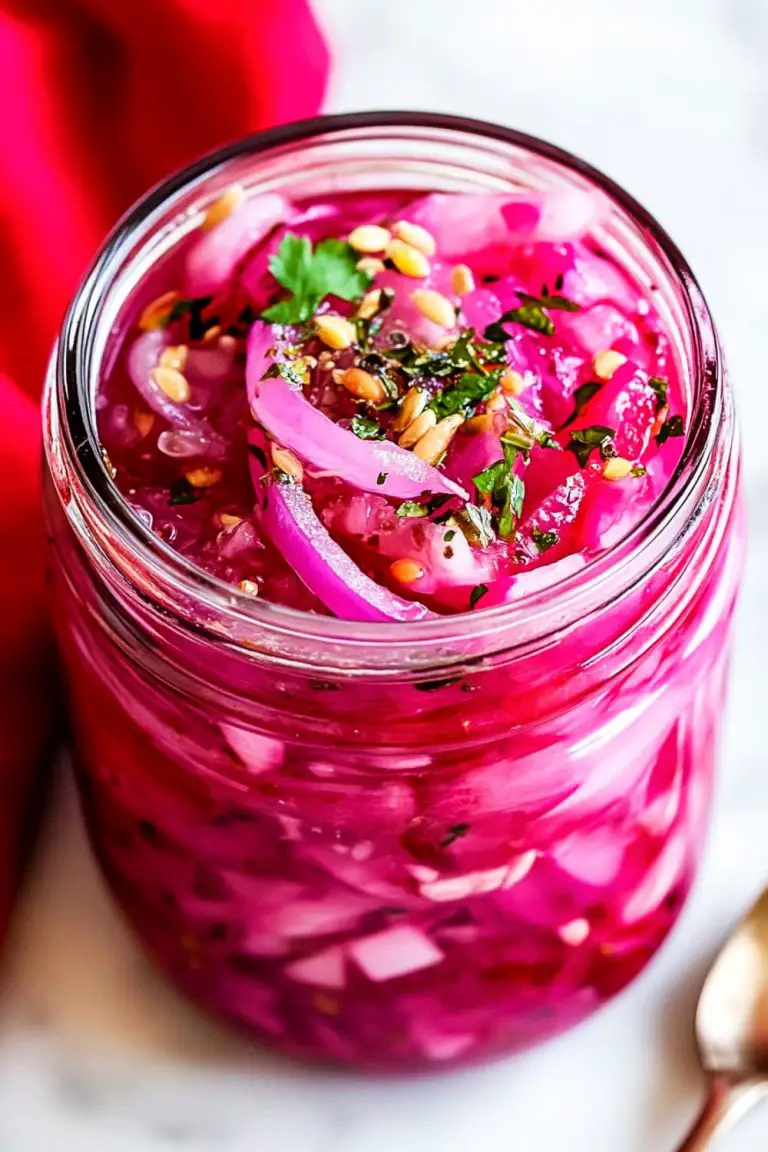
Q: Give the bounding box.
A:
[186,192,288,297]
[263,478,434,622]
[246,322,468,502]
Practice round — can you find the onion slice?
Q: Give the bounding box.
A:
[246,322,467,502]
[185,192,288,297]
[262,477,434,623]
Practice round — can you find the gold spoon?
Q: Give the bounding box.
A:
[676,888,768,1149]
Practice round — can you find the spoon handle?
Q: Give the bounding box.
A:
[675,1078,763,1151]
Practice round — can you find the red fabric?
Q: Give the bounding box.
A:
[0,0,329,932]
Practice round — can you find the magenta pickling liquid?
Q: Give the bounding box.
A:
[44,118,743,1070]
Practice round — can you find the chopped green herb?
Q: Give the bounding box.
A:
[473,459,508,496]
[354,288,394,350]
[456,503,496,548]
[473,445,525,539]
[261,233,369,325]
[531,527,560,552]
[630,464,647,477]
[263,360,308,388]
[440,822,471,848]
[376,471,388,485]
[517,290,580,313]
[444,529,456,543]
[349,414,385,440]
[566,424,616,467]
[656,413,685,445]
[563,380,602,426]
[430,370,500,420]
[248,443,268,469]
[469,583,489,609]
[167,478,203,506]
[484,302,555,342]
[162,295,215,339]
[396,501,429,518]
[498,411,558,455]
[649,376,669,411]
[498,474,525,537]
[387,327,484,382]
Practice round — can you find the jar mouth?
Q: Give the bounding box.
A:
[49,110,724,669]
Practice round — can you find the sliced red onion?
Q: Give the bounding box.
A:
[406,189,605,264]
[128,331,228,458]
[246,322,467,501]
[263,477,434,622]
[128,331,200,431]
[186,192,288,297]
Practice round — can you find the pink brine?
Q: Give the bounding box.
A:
[43,115,743,1069]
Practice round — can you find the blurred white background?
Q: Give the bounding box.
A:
[0,1,767,1149]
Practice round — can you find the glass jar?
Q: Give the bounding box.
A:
[43,112,743,1070]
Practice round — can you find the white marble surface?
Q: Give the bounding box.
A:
[1,0,767,1148]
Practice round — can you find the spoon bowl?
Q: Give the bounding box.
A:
[696,888,768,1078]
[676,887,768,1150]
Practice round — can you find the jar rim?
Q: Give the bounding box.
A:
[47,110,727,672]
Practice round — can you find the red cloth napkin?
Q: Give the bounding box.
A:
[0,0,329,931]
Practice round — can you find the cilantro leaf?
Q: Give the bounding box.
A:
[261,233,369,325]
[311,238,370,301]
[349,414,385,440]
[261,297,309,324]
